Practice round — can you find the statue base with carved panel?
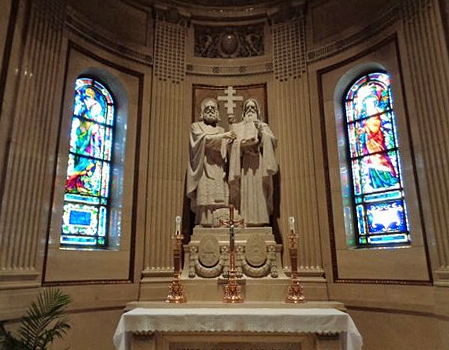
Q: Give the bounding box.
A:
[183,226,285,280]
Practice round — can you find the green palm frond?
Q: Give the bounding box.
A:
[0,323,27,350]
[19,288,71,350]
[0,288,71,350]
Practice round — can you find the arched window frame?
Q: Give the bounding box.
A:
[321,41,429,282]
[60,77,116,249]
[343,71,411,248]
[45,59,138,283]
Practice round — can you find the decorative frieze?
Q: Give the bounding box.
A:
[194,24,265,58]
[186,62,272,76]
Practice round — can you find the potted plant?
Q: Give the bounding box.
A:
[0,288,71,350]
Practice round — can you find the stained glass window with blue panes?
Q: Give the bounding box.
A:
[344,72,410,246]
[61,78,115,248]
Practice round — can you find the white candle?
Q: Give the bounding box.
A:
[289,216,295,233]
[175,216,181,235]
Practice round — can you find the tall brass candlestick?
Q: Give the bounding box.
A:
[166,216,187,303]
[286,216,305,303]
[223,205,243,303]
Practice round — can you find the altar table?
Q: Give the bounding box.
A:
[113,306,363,350]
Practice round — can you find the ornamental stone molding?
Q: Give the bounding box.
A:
[194,24,265,58]
[66,6,153,64]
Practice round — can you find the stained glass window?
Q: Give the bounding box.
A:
[344,72,410,246]
[61,78,115,248]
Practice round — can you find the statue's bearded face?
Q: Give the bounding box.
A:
[202,100,219,124]
[243,100,258,121]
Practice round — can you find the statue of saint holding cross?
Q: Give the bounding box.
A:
[187,87,278,227]
[228,97,278,226]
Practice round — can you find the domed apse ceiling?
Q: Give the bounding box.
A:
[132,0,293,8]
[126,0,302,20]
[175,0,266,5]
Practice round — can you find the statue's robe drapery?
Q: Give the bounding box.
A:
[228,121,278,226]
[187,121,229,226]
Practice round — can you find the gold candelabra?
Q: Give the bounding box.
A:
[222,205,244,303]
[166,216,187,303]
[285,216,306,304]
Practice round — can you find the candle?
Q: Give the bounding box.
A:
[289,216,295,233]
[288,216,298,250]
[175,216,181,235]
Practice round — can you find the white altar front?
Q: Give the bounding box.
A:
[113,303,363,350]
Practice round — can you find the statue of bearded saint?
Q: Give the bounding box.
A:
[228,98,278,226]
[186,98,236,227]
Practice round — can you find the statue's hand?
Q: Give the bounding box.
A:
[223,131,236,140]
[241,138,258,147]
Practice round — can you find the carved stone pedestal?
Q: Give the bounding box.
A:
[183,226,285,280]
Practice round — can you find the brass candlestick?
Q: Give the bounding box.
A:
[166,216,187,303]
[286,217,305,304]
[223,205,244,303]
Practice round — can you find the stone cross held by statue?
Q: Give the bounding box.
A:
[217,86,243,115]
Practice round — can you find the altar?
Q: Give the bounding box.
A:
[114,92,364,350]
[113,303,363,350]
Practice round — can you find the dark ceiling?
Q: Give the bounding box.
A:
[132,0,294,8]
[176,0,265,5]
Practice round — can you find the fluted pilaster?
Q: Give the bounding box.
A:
[401,0,449,284]
[143,19,187,276]
[271,16,324,280]
[273,77,324,279]
[0,0,65,287]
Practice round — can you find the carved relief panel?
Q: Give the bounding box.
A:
[194,24,265,58]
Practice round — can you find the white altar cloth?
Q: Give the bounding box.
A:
[113,307,363,350]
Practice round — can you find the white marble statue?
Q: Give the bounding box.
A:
[186,98,236,226]
[228,98,278,226]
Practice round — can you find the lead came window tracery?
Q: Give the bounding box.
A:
[344,72,410,246]
[61,78,115,248]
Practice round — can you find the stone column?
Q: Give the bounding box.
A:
[401,0,449,286]
[270,8,325,283]
[141,8,189,295]
[0,0,65,289]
